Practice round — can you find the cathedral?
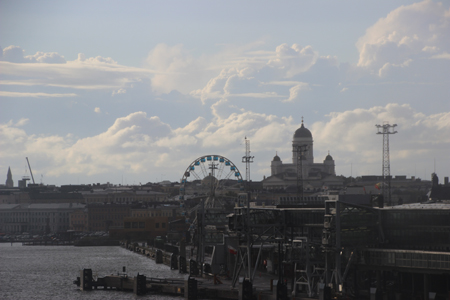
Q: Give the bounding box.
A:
[5,167,14,188]
[263,121,343,191]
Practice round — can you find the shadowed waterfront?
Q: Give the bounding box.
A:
[0,243,183,300]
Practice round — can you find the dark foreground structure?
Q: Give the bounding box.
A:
[320,201,450,299]
[226,195,450,300]
[74,196,450,300]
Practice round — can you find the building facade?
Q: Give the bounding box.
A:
[86,203,132,232]
[109,216,170,240]
[263,121,342,191]
[0,203,85,234]
[270,121,336,179]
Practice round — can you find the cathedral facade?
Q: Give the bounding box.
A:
[264,121,342,191]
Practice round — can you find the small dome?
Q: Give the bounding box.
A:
[325,154,333,161]
[273,154,281,162]
[294,123,312,138]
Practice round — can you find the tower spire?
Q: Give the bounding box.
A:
[5,167,14,187]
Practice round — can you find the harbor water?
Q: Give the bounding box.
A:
[0,243,185,300]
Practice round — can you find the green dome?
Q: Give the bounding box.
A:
[294,123,312,138]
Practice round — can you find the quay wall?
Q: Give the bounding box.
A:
[119,241,313,300]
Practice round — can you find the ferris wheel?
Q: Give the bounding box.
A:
[179,155,244,201]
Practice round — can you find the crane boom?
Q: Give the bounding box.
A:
[26,157,35,184]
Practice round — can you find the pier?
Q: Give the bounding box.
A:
[22,240,74,246]
[73,243,317,300]
[73,268,311,300]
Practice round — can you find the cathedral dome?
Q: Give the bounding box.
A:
[325,154,333,161]
[294,123,312,138]
[273,154,281,161]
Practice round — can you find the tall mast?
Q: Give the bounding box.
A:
[375,123,397,206]
[242,137,254,189]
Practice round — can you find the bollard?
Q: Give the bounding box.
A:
[276,280,287,300]
[133,273,146,295]
[80,269,93,291]
[179,256,187,273]
[370,287,379,300]
[171,253,178,270]
[189,259,199,276]
[239,278,252,300]
[155,249,163,264]
[203,263,211,274]
[185,277,197,300]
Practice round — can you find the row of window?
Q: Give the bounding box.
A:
[124,222,166,229]
[132,212,172,217]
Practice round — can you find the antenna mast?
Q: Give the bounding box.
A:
[375,122,397,206]
[242,137,254,189]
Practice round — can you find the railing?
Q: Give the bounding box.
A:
[360,248,450,271]
[22,240,74,246]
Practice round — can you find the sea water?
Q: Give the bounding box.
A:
[0,243,185,300]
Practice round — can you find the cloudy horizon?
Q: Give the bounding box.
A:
[1,0,449,186]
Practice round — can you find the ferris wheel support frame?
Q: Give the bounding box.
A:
[179,154,244,269]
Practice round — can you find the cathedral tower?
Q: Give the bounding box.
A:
[292,120,313,165]
[5,167,13,187]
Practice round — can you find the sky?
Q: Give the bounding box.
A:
[1,0,449,186]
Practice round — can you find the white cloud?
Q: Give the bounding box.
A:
[1,102,449,183]
[0,91,77,98]
[431,52,450,59]
[357,0,450,68]
[0,108,294,180]
[378,59,412,77]
[1,45,66,64]
[112,88,126,96]
[76,53,117,64]
[25,52,66,64]
[2,1,450,184]
[312,103,450,176]
[268,44,319,77]
[2,46,26,63]
[144,43,211,95]
[0,46,153,92]
[15,118,29,126]
[284,82,310,102]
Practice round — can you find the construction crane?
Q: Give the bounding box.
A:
[26,157,35,184]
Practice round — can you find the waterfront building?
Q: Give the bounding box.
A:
[131,205,180,218]
[69,208,88,232]
[86,203,133,232]
[109,215,170,240]
[0,190,30,204]
[0,203,85,234]
[29,192,84,204]
[81,188,168,204]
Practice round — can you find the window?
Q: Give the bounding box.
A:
[162,223,166,228]
[156,223,159,228]
[139,222,145,228]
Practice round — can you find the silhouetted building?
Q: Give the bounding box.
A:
[262,120,343,192]
[5,167,13,188]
